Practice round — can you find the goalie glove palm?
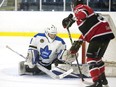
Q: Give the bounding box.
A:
[62,50,76,63]
[70,40,83,54]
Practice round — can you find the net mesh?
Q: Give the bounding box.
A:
[102,14,116,37]
[0,0,5,7]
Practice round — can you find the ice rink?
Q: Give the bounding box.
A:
[0,37,116,87]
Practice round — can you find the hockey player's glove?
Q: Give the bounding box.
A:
[70,40,83,54]
[62,14,75,28]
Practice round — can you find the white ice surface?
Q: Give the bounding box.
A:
[0,37,116,87]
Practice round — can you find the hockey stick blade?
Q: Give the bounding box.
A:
[37,63,73,79]
[103,85,109,87]
[59,68,73,79]
[36,63,59,79]
[56,66,94,85]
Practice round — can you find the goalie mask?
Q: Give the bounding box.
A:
[45,25,57,41]
[71,0,83,9]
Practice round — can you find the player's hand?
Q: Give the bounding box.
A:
[62,14,75,28]
[70,39,83,54]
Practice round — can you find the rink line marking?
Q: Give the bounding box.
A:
[0,32,81,38]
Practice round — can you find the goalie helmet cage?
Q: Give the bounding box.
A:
[81,13,116,77]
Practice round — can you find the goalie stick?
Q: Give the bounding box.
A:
[36,63,73,79]
[6,45,73,79]
[6,45,93,85]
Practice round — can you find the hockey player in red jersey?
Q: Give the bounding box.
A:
[62,0,115,87]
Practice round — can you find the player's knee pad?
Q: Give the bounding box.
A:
[97,61,104,67]
[87,62,98,70]
[87,58,97,69]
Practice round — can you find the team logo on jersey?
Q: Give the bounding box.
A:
[40,45,52,59]
[40,39,44,43]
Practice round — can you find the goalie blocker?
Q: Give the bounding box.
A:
[70,40,83,54]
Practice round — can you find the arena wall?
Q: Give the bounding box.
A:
[0,11,116,36]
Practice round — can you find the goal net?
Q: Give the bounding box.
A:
[102,13,116,37]
[102,13,116,77]
[0,0,6,7]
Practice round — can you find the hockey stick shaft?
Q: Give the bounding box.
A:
[56,66,79,78]
[6,45,26,59]
[6,45,73,79]
[66,28,84,81]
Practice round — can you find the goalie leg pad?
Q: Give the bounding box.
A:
[24,49,38,68]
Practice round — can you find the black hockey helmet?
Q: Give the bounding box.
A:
[71,0,83,8]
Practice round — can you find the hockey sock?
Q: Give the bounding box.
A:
[87,57,100,82]
[97,59,105,75]
[97,59,108,85]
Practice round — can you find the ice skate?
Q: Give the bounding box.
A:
[86,79,102,87]
[100,73,109,87]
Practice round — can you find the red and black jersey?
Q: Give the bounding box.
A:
[73,4,115,42]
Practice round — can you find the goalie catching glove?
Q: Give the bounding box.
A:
[70,40,83,54]
[62,50,78,63]
[62,14,75,28]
